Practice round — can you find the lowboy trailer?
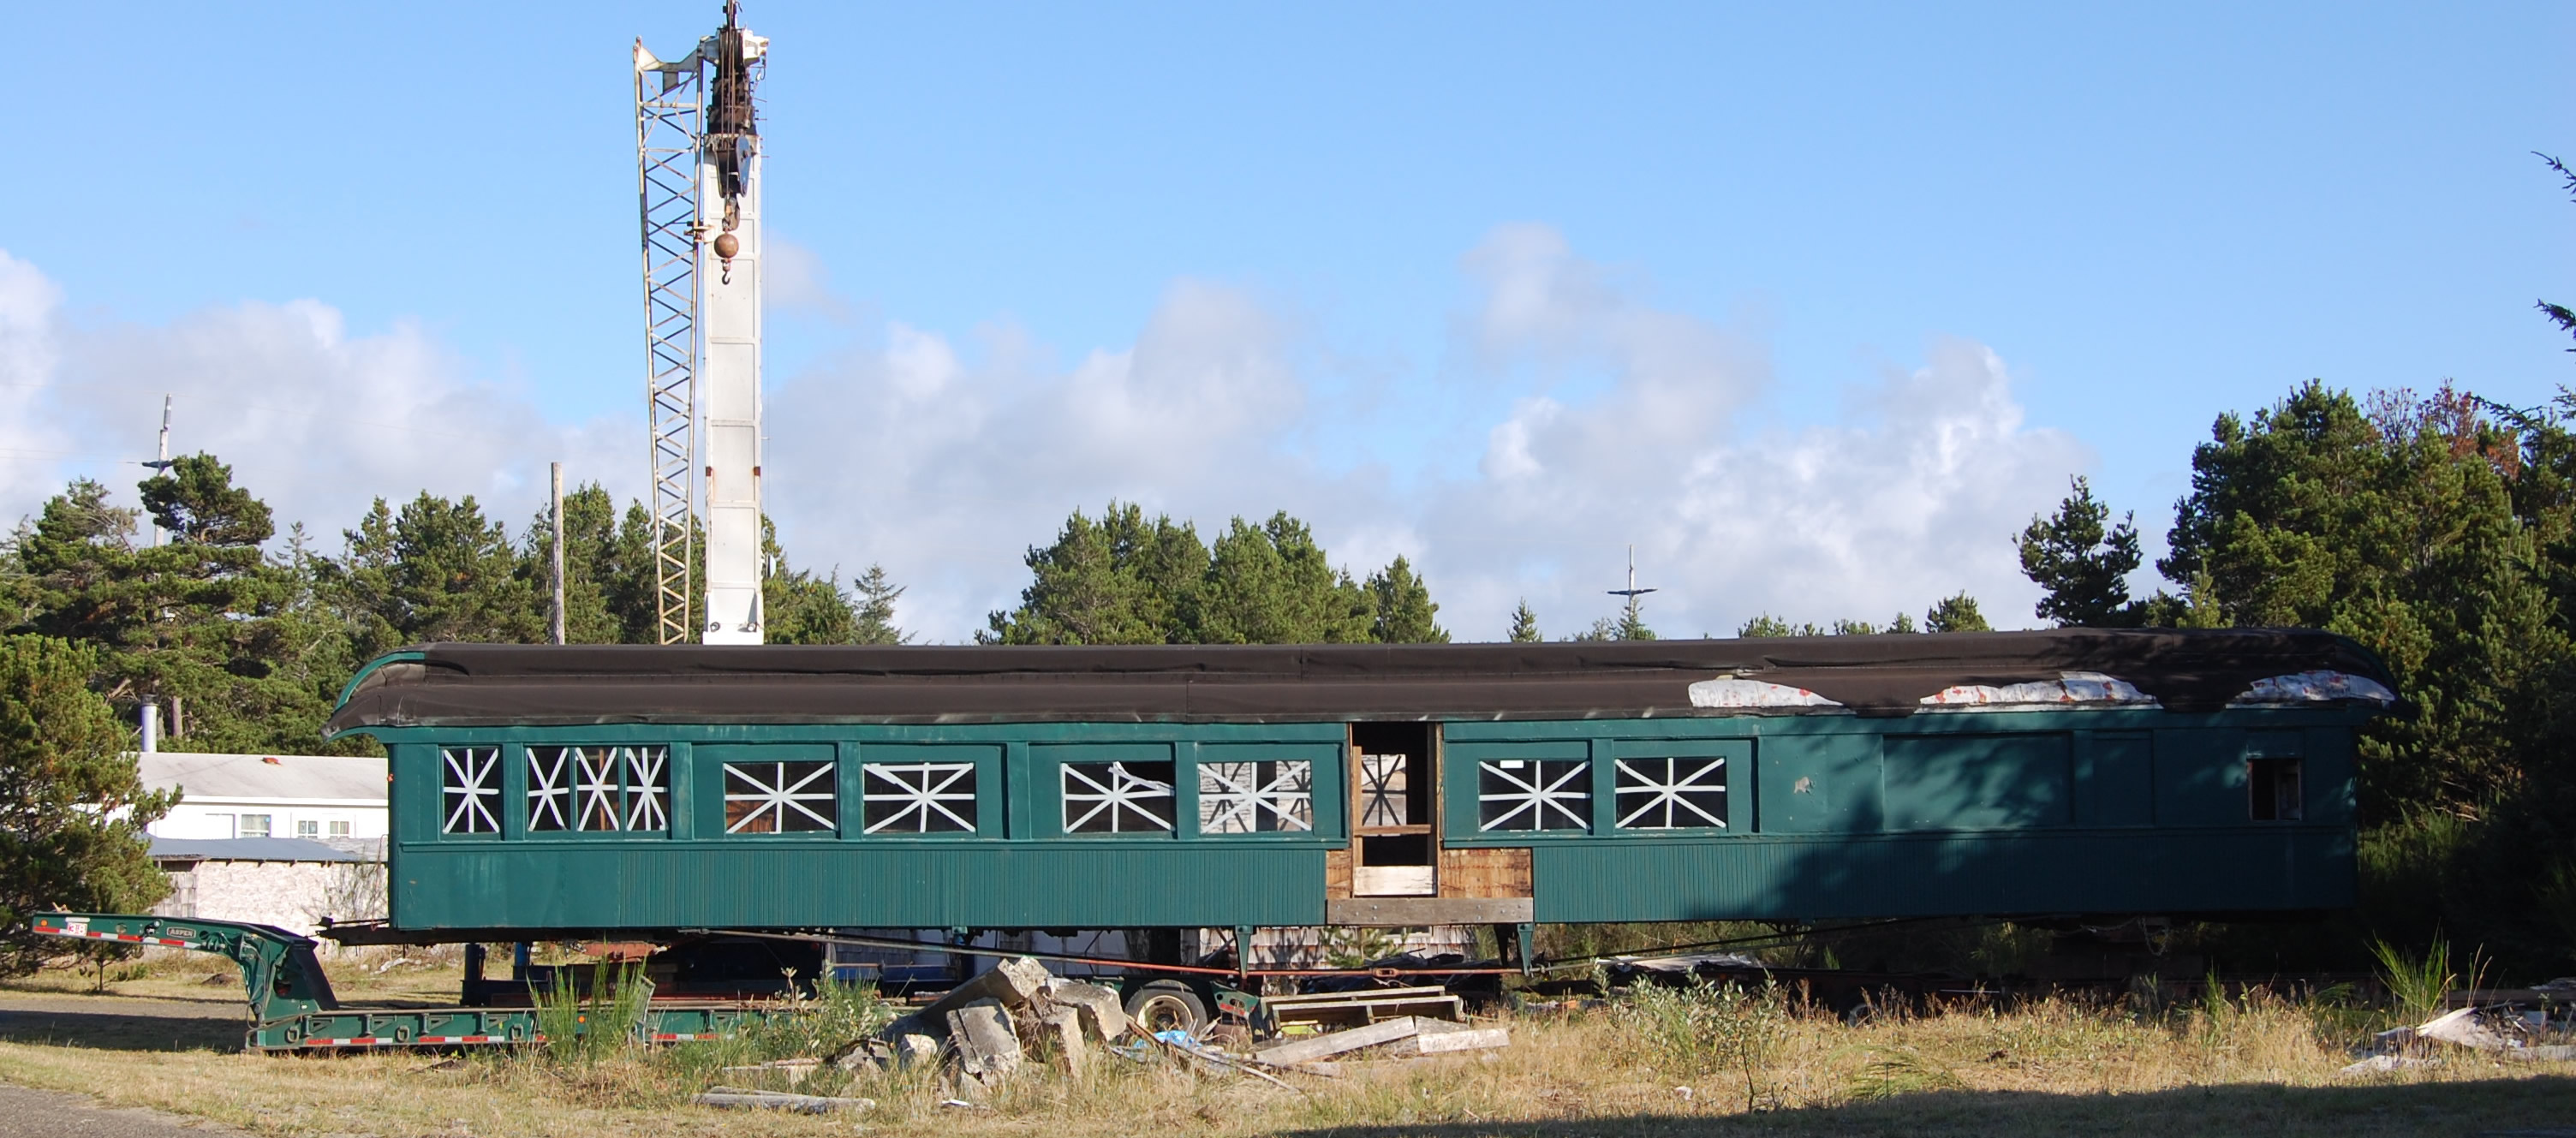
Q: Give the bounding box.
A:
[31,913,762,1052]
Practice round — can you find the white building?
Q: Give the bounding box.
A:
[139,752,388,843]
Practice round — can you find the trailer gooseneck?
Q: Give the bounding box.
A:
[31,913,756,1052]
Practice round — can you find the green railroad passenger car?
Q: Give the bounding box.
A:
[321,630,2397,942]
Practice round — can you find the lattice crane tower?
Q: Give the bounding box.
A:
[635,3,767,645]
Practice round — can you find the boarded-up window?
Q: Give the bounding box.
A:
[1478,759,1589,832]
[1062,761,1175,834]
[529,746,671,832]
[1199,760,1313,833]
[439,747,501,835]
[862,762,977,834]
[1613,757,1727,830]
[724,760,838,834]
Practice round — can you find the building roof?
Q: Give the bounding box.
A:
[148,836,367,863]
[324,629,2400,730]
[139,751,387,803]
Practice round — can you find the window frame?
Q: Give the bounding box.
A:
[524,744,674,837]
[694,743,844,840]
[1193,744,1329,837]
[1604,738,1749,836]
[856,743,1004,839]
[1035,743,1181,840]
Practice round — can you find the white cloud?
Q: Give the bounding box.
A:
[0,228,2085,642]
[0,253,633,551]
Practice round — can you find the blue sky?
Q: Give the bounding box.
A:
[3,3,2569,640]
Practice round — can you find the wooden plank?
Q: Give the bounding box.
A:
[1254,1016,1425,1065]
[1439,848,1532,899]
[1328,897,1534,925]
[1404,1027,1511,1054]
[1324,848,1353,900]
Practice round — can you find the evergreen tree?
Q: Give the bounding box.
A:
[2018,476,2146,627]
[1194,514,1374,644]
[1923,592,1991,633]
[325,492,544,655]
[520,484,623,644]
[1506,600,1541,644]
[850,564,908,646]
[984,503,1207,645]
[1365,557,1447,643]
[0,635,171,974]
[1736,614,1822,638]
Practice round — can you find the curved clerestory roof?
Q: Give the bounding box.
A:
[323,629,2400,736]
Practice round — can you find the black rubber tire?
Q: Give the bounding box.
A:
[1124,979,1209,1035]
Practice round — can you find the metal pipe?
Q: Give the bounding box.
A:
[140,700,158,754]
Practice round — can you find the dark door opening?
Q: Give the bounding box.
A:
[1350,722,1439,896]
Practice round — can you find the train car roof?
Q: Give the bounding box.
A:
[324,629,2398,734]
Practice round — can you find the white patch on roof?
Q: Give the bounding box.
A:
[137,752,388,803]
[2231,670,2398,706]
[1918,671,2159,711]
[1688,678,1845,709]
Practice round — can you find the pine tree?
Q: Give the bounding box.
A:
[2018,476,2144,627]
[850,564,908,645]
[1365,557,1447,643]
[983,503,1208,645]
[1191,513,1373,645]
[1736,614,1822,638]
[0,635,172,975]
[1506,600,1541,644]
[1923,592,1991,633]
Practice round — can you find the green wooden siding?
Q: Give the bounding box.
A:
[365,708,2372,932]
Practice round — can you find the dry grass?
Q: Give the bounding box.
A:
[0,979,2568,1138]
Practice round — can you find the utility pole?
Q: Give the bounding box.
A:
[550,462,568,646]
[1607,544,1658,638]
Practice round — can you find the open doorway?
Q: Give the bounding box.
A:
[1350,723,1438,896]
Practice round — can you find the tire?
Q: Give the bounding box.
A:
[1124,979,1208,1036]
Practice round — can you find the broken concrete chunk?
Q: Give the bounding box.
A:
[1045,980,1133,1043]
[891,1032,941,1068]
[2415,1006,2513,1052]
[923,957,1052,1020]
[947,998,1023,1080]
[1035,1005,1089,1075]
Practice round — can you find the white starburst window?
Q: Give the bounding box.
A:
[1198,760,1313,834]
[1477,759,1590,832]
[862,762,978,834]
[1357,752,1411,828]
[440,747,501,835]
[1062,761,1175,834]
[1613,757,1728,830]
[528,746,669,832]
[724,760,838,834]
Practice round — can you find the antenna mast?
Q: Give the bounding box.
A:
[635,3,768,645]
[1606,544,1658,634]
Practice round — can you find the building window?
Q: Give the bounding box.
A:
[329,820,350,837]
[529,746,671,832]
[239,813,272,838]
[1613,757,1728,830]
[1477,759,1589,832]
[2249,758,2304,821]
[1199,760,1313,833]
[1062,761,1175,834]
[439,747,502,834]
[296,819,319,838]
[723,760,838,833]
[862,762,977,834]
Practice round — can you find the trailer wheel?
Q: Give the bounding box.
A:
[1124,980,1208,1035]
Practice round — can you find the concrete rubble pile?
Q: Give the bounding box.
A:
[849,956,1137,1088]
[2337,977,2576,1077]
